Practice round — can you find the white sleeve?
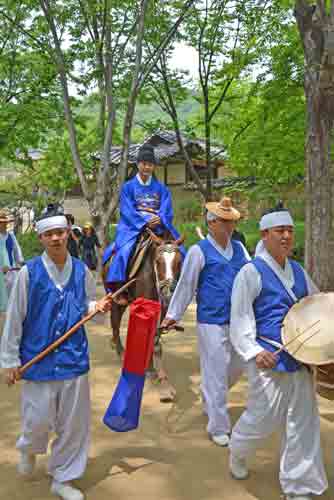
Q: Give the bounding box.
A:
[303,269,320,295]
[10,231,24,264]
[84,267,97,314]
[230,263,264,362]
[0,266,29,368]
[165,245,205,322]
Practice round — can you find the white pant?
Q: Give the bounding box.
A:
[197,323,244,436]
[17,374,91,482]
[5,269,19,298]
[230,361,328,496]
[0,312,6,335]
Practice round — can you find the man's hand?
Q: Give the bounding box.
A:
[160,318,177,331]
[3,367,20,386]
[147,215,161,228]
[255,350,277,370]
[95,296,113,313]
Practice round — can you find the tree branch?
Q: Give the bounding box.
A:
[157,56,206,198]
[0,9,50,53]
[105,0,150,222]
[138,0,196,89]
[39,0,91,202]
[209,78,234,122]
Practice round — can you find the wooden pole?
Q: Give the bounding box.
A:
[16,278,136,380]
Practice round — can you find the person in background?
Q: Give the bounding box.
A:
[80,222,101,271]
[0,210,24,331]
[232,228,247,248]
[65,214,81,259]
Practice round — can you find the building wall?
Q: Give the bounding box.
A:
[217,164,234,178]
[155,165,165,183]
[165,162,186,185]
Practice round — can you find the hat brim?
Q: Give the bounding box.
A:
[281,293,334,366]
[205,202,240,221]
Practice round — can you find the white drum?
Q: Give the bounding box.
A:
[281,293,334,366]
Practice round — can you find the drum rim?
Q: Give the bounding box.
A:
[282,292,334,366]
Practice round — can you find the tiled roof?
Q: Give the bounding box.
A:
[91,129,226,166]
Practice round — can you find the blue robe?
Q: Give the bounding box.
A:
[104,175,185,283]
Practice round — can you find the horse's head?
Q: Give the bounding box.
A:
[151,234,184,304]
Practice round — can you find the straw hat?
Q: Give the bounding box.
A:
[0,210,14,224]
[205,196,240,221]
[83,221,93,230]
[281,293,334,366]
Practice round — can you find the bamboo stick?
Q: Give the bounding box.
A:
[275,319,320,355]
[16,278,137,380]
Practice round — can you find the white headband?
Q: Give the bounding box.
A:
[259,211,294,230]
[36,215,68,235]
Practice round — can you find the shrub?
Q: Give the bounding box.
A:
[17,231,43,260]
[176,222,206,248]
[175,198,202,223]
[176,219,305,259]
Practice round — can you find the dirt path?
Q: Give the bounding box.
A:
[1,303,333,500]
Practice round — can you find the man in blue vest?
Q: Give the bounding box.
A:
[0,210,24,320]
[161,197,250,446]
[228,205,328,500]
[0,210,24,272]
[0,207,112,500]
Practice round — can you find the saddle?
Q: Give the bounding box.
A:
[102,228,173,295]
[101,231,152,288]
[127,231,153,279]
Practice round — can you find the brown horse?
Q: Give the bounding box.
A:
[102,229,184,401]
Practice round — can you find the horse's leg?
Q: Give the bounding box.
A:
[110,301,127,359]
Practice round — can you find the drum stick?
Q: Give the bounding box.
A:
[16,278,137,380]
[275,320,320,354]
[290,329,321,357]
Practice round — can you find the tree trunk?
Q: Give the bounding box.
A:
[295,1,334,289]
[204,94,213,201]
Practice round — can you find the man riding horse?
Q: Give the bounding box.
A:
[102,144,185,399]
[104,143,185,297]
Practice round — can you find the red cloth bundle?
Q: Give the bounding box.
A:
[103,297,161,431]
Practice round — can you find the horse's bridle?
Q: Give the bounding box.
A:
[153,242,180,299]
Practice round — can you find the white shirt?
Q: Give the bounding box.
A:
[0,230,24,267]
[230,246,319,362]
[166,235,251,322]
[136,173,152,186]
[0,251,97,369]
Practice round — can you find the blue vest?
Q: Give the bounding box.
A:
[20,256,90,381]
[197,238,248,325]
[6,233,14,266]
[253,257,308,372]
